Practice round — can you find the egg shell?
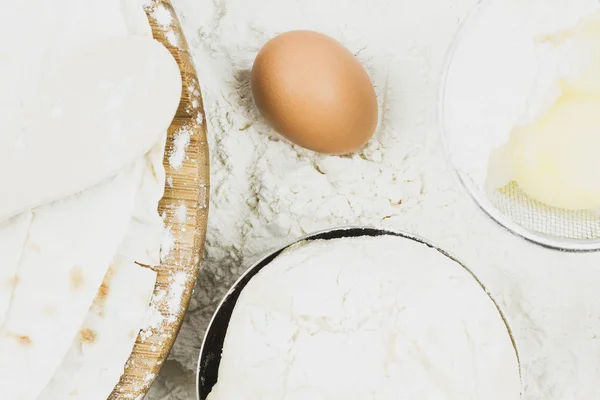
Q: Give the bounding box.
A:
[251,30,378,155]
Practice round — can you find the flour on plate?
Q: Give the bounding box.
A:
[208,236,521,399]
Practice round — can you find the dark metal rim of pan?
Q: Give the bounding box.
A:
[195,226,522,400]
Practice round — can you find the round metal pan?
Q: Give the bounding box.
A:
[196,226,521,399]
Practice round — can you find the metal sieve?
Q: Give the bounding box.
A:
[438,0,600,252]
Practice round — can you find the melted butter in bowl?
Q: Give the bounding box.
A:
[488,10,600,211]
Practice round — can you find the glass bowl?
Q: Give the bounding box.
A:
[438,0,600,251]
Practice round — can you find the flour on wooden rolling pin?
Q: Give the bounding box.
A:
[152,4,173,28]
[169,127,192,169]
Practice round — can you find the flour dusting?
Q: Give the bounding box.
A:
[175,204,187,223]
[152,1,600,400]
[159,223,175,262]
[167,272,187,315]
[152,5,173,28]
[169,128,191,169]
[165,30,179,47]
[208,236,520,399]
[140,271,190,342]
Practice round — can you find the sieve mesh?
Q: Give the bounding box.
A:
[487,182,600,241]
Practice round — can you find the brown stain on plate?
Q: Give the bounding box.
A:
[97,282,110,302]
[5,332,32,346]
[18,335,32,346]
[92,266,114,309]
[79,329,97,345]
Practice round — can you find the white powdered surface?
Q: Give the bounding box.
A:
[150,0,600,399]
[209,236,521,400]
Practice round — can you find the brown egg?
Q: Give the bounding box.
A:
[251,30,378,155]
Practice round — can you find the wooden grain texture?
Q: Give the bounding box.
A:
[109,1,209,398]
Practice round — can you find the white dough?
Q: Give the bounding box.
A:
[117,133,168,265]
[0,0,130,153]
[0,1,179,398]
[38,262,156,400]
[0,162,143,400]
[208,236,522,400]
[120,0,154,37]
[0,35,181,223]
[0,213,33,327]
[40,134,167,400]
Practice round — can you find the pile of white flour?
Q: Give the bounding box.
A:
[208,236,521,399]
[149,0,600,399]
